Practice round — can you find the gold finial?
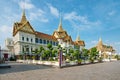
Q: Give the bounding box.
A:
[98,37,103,46]
[20,9,27,23]
[20,0,27,23]
[99,37,102,42]
[57,13,64,31]
[76,35,80,41]
[76,30,80,41]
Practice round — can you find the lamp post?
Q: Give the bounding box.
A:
[109,52,111,62]
[0,46,1,60]
[24,45,29,60]
[59,47,62,68]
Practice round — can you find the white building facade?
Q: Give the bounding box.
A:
[12,11,85,56]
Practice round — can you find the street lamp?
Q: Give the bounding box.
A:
[109,52,111,62]
[23,45,29,60]
[0,46,1,60]
[59,47,62,68]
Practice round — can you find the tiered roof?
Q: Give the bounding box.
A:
[96,38,115,52]
[13,10,35,36]
[74,35,85,46]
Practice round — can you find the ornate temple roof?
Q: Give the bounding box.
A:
[53,17,69,39]
[13,10,35,36]
[74,41,85,46]
[73,34,85,46]
[96,37,115,52]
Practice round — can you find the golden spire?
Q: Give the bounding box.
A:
[98,37,103,45]
[76,35,80,41]
[99,37,102,42]
[57,14,64,31]
[20,9,27,23]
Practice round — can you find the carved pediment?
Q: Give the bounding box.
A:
[19,22,35,34]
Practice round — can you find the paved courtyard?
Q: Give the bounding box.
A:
[0,61,120,80]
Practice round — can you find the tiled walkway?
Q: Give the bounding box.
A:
[0,61,120,80]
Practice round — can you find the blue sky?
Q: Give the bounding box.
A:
[0,0,120,54]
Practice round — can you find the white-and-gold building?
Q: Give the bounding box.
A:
[12,11,85,55]
[96,38,116,60]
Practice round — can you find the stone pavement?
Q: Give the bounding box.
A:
[0,63,11,68]
[0,61,120,80]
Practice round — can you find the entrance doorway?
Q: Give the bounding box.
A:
[4,53,8,61]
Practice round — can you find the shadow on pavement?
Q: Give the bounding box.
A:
[0,61,53,74]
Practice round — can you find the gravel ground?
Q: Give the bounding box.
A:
[0,61,120,80]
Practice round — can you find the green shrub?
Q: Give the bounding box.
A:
[77,59,82,64]
[98,57,103,62]
[89,57,94,63]
[32,56,36,60]
[18,55,23,60]
[49,57,54,61]
[9,57,16,61]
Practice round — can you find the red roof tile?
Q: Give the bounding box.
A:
[35,31,57,41]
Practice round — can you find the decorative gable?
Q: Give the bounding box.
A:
[19,22,35,34]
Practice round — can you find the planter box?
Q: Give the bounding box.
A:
[70,61,77,65]
[17,60,24,63]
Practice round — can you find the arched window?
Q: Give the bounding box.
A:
[43,40,46,44]
[31,38,33,42]
[22,37,24,41]
[50,41,52,45]
[40,39,42,44]
[26,37,29,42]
[47,40,49,44]
[56,42,58,46]
[35,38,38,43]
[53,42,55,45]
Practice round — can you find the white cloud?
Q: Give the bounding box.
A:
[0,25,12,38]
[29,9,48,22]
[0,25,12,48]
[111,42,120,54]
[47,4,59,17]
[64,11,101,31]
[86,40,98,49]
[0,25,12,34]
[12,0,49,23]
[64,12,88,23]
[91,40,98,44]
[18,0,34,9]
[108,11,116,16]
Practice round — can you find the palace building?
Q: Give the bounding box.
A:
[12,11,85,55]
[96,38,116,60]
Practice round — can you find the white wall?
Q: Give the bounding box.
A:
[13,31,36,55]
